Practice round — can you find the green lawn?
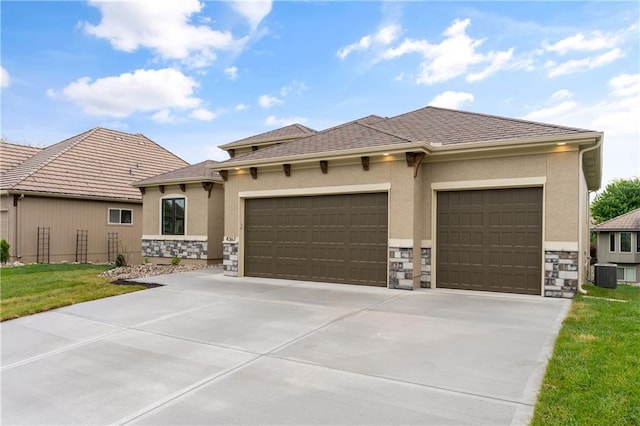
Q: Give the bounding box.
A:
[532,284,640,425]
[1,264,145,321]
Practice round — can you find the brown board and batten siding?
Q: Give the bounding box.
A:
[244,192,388,286]
[436,187,543,295]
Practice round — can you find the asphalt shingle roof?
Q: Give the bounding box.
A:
[0,142,43,175]
[214,106,599,167]
[219,123,317,149]
[592,208,640,231]
[134,160,221,186]
[0,128,188,201]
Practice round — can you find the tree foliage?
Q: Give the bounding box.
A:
[591,177,640,224]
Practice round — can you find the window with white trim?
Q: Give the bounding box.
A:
[108,208,132,225]
[636,232,640,253]
[617,267,636,282]
[620,232,632,253]
[162,198,185,235]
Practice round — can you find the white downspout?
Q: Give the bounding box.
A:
[578,138,602,294]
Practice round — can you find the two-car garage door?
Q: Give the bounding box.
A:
[437,187,543,295]
[244,193,388,286]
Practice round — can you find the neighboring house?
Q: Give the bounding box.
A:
[0,142,43,175]
[592,208,640,283]
[132,160,224,265]
[210,106,603,298]
[0,128,188,264]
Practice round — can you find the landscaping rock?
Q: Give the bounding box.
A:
[99,264,222,281]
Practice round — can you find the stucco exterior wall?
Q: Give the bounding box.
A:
[0,194,142,264]
[141,182,224,263]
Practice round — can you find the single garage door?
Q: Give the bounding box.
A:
[245,192,388,286]
[437,187,542,295]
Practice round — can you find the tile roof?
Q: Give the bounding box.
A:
[0,142,43,175]
[0,128,188,201]
[592,208,640,231]
[219,123,317,149]
[214,106,599,167]
[134,160,222,186]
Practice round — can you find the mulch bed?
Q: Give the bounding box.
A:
[111,279,164,289]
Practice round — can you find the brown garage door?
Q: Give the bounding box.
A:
[245,193,388,286]
[437,187,542,295]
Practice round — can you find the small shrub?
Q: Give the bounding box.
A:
[171,256,181,266]
[0,239,9,263]
[115,253,127,267]
[144,256,151,264]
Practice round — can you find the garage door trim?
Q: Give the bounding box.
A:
[238,183,391,200]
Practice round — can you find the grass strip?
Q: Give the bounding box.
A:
[1,264,145,321]
[531,284,640,425]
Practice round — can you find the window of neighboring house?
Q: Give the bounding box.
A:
[637,232,640,253]
[620,232,631,253]
[617,267,636,282]
[162,198,185,235]
[609,233,616,252]
[108,208,132,225]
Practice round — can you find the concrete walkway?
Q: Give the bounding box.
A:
[1,269,570,425]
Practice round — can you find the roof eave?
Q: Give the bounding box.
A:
[2,189,142,203]
[133,176,223,187]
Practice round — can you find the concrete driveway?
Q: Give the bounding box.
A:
[1,269,570,425]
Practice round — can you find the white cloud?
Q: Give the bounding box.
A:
[543,31,621,55]
[152,109,181,124]
[265,115,307,127]
[59,68,201,117]
[224,66,238,80]
[428,91,474,109]
[379,19,514,85]
[0,66,9,88]
[551,89,574,101]
[609,73,640,97]
[521,101,579,122]
[229,0,272,31]
[83,0,245,68]
[280,80,307,97]
[258,94,283,108]
[547,48,624,77]
[235,103,249,111]
[337,24,401,59]
[190,108,217,121]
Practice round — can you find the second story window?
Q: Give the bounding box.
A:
[609,233,616,252]
[620,232,631,253]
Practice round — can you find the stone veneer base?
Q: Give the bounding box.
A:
[420,247,431,288]
[544,250,579,298]
[223,240,239,277]
[142,239,207,260]
[389,246,413,290]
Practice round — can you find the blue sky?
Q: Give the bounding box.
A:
[1,1,638,188]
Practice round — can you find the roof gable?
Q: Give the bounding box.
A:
[219,123,317,150]
[592,208,640,231]
[0,128,189,201]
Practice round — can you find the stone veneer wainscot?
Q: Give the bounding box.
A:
[544,250,579,298]
[223,240,239,277]
[142,239,208,259]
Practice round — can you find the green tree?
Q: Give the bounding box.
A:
[591,177,640,224]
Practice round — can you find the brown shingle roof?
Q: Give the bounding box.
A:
[219,116,411,165]
[0,142,43,175]
[373,106,593,145]
[134,160,222,186]
[592,208,640,231]
[219,123,317,150]
[0,128,188,201]
[213,106,599,167]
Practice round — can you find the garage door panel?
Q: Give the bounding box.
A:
[437,188,542,295]
[245,193,388,286]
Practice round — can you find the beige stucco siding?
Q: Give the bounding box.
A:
[223,157,416,240]
[544,151,580,243]
[208,183,225,259]
[2,195,142,264]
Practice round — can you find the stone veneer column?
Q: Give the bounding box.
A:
[223,239,239,277]
[389,243,413,290]
[544,250,578,298]
[420,246,431,288]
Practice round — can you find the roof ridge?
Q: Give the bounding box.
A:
[357,121,412,143]
[2,128,99,188]
[418,106,595,133]
[593,207,640,228]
